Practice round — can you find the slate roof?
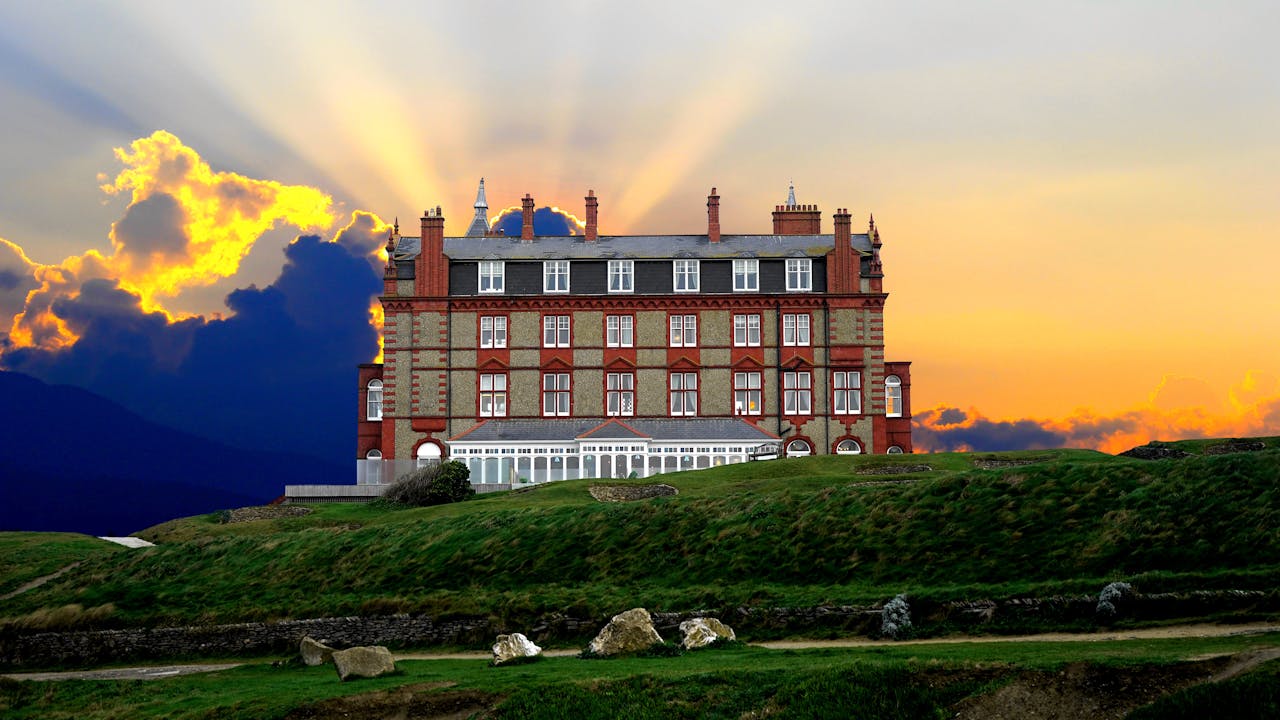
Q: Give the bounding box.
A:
[392,234,872,261]
[448,418,780,443]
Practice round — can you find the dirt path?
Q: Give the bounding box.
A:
[0,561,82,601]
[756,621,1280,649]
[5,622,1277,682]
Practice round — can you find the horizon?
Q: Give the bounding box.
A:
[2,1,1278,458]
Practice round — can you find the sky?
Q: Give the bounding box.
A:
[1,0,1278,458]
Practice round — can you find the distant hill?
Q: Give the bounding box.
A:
[0,371,347,535]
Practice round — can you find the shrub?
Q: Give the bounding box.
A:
[880,594,912,639]
[384,461,474,507]
[1096,581,1134,622]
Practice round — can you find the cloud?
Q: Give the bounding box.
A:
[0,132,390,464]
[2,214,385,461]
[5,130,336,351]
[490,206,586,237]
[0,238,40,329]
[915,372,1280,453]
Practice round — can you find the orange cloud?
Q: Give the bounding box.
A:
[6,131,339,351]
[915,371,1280,453]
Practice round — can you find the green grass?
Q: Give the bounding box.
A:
[1127,658,1280,719]
[4,633,1278,720]
[3,443,1279,632]
[0,533,123,598]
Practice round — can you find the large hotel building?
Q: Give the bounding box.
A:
[356,181,912,486]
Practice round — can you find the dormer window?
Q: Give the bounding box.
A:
[608,260,633,293]
[479,261,504,293]
[733,259,758,291]
[786,259,812,291]
[674,259,700,292]
[544,260,570,293]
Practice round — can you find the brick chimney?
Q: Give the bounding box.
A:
[585,190,598,242]
[771,183,821,235]
[417,206,447,296]
[707,187,721,243]
[827,207,859,293]
[521,194,535,243]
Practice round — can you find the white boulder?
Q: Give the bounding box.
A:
[491,632,542,665]
[678,617,736,649]
[587,608,664,656]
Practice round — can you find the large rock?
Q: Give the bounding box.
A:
[587,608,664,656]
[492,632,542,665]
[332,645,396,681]
[299,636,335,666]
[678,617,736,649]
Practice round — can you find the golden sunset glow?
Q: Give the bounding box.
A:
[0,2,1276,452]
[6,132,341,350]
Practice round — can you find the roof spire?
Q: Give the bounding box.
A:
[786,180,796,207]
[464,178,490,237]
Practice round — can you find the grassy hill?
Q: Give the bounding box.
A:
[2,438,1279,634]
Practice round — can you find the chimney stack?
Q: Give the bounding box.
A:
[827,207,859,294]
[585,190,598,242]
[707,187,721,243]
[417,206,447,296]
[521,194,535,243]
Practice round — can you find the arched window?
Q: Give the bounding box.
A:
[366,379,384,420]
[887,445,904,454]
[416,443,442,469]
[885,375,902,418]
[363,449,383,484]
[835,439,862,455]
[785,439,811,457]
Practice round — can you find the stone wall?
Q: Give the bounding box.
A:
[2,590,1274,669]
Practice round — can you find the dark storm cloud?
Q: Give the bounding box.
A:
[0,240,39,321]
[493,207,580,236]
[110,192,190,261]
[913,406,1067,452]
[2,235,381,463]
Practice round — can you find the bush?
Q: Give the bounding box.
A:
[384,461,474,507]
[1096,581,1134,622]
[881,594,913,640]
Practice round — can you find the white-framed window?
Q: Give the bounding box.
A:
[479,261,504,293]
[733,259,758,292]
[543,315,571,348]
[734,371,762,416]
[886,375,903,417]
[833,371,861,414]
[783,371,812,415]
[836,439,862,455]
[669,314,697,347]
[544,260,570,293]
[366,379,383,420]
[782,313,811,346]
[606,372,635,416]
[480,316,507,349]
[733,314,761,347]
[786,258,812,291]
[479,373,508,417]
[669,372,698,416]
[673,259,700,292]
[608,260,633,293]
[542,372,570,416]
[887,445,905,454]
[365,449,382,460]
[606,315,634,348]
[786,439,812,457]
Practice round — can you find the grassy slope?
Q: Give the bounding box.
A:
[3,633,1279,720]
[0,533,123,598]
[2,440,1279,630]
